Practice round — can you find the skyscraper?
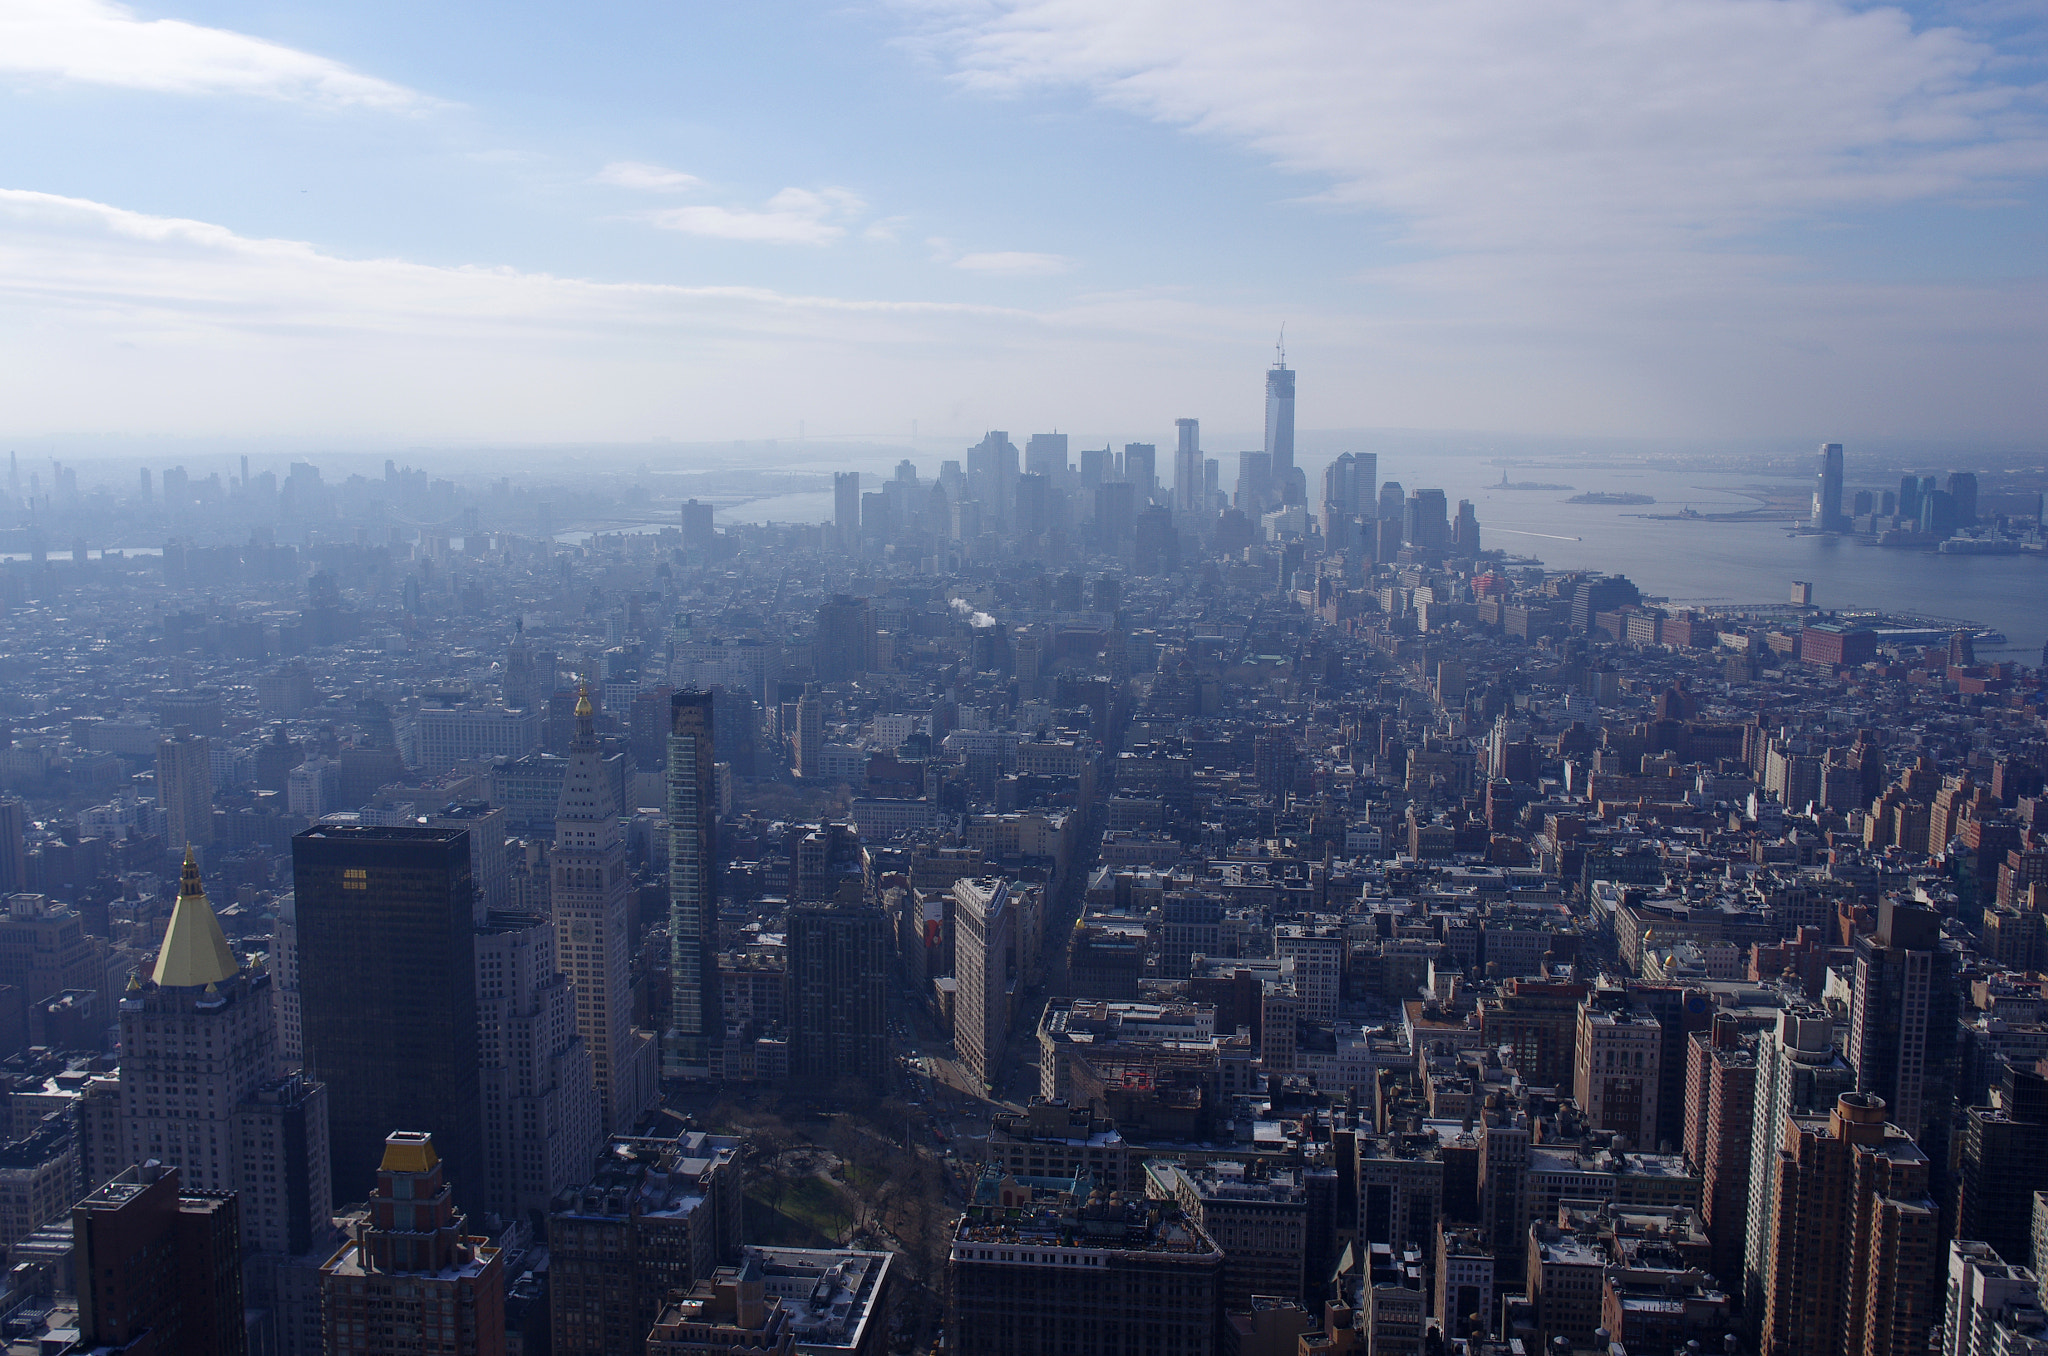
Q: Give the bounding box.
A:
[1944,1240,2046,1356]
[1133,503,1178,577]
[426,800,509,917]
[680,498,715,551]
[793,686,823,778]
[1377,479,1404,522]
[1094,480,1136,557]
[156,725,214,852]
[1684,1021,1757,1287]
[1236,450,1273,514]
[665,690,719,1080]
[553,689,655,1131]
[293,825,483,1210]
[951,877,1014,1093]
[1760,1092,1940,1356]
[1452,499,1481,554]
[319,1132,505,1356]
[1025,432,1068,482]
[1811,442,1846,531]
[1321,451,1374,521]
[968,431,1019,521]
[1947,471,1980,526]
[272,887,303,1066]
[833,471,860,547]
[1743,1003,1856,1317]
[786,901,890,1083]
[74,1163,245,1356]
[1573,1002,1661,1147]
[1122,442,1156,501]
[1898,474,1923,522]
[1848,897,1959,1172]
[815,593,874,682]
[473,909,599,1225]
[1402,487,1449,553]
[1265,345,1297,501]
[549,1132,745,1356]
[0,798,25,895]
[1956,1063,2048,1274]
[120,849,334,1264]
[1174,418,1203,515]
[1079,445,1109,486]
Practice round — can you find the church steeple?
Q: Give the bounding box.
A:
[150,846,241,989]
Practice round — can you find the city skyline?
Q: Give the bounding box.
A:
[6,6,2048,1353]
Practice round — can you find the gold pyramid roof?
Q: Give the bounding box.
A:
[151,848,241,989]
[380,1131,439,1175]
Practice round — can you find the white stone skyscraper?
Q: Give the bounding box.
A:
[155,726,213,852]
[833,470,860,547]
[475,909,601,1221]
[951,877,1014,1093]
[119,850,333,1347]
[552,689,656,1130]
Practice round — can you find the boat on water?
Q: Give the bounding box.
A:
[1975,630,2008,644]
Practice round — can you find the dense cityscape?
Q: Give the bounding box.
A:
[0,352,2044,1356]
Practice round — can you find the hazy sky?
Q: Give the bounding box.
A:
[2,0,2044,447]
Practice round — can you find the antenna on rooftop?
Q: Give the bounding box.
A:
[1275,324,1286,368]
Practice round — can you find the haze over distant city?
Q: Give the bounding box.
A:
[4,0,2047,447]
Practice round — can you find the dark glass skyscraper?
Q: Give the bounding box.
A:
[665,690,718,1080]
[786,901,890,1082]
[292,824,482,1210]
[1811,441,1845,530]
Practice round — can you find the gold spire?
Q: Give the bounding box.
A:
[575,684,593,719]
[151,847,241,989]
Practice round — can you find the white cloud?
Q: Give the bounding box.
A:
[0,187,1077,439]
[594,161,703,192]
[0,186,2041,443]
[886,0,2048,436]
[912,0,2048,254]
[953,250,1073,276]
[647,186,868,245]
[0,0,429,109]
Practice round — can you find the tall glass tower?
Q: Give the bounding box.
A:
[293,824,482,1212]
[1811,442,1845,531]
[1265,340,1299,506]
[1173,418,1202,515]
[1265,357,1295,479]
[665,690,718,1080]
